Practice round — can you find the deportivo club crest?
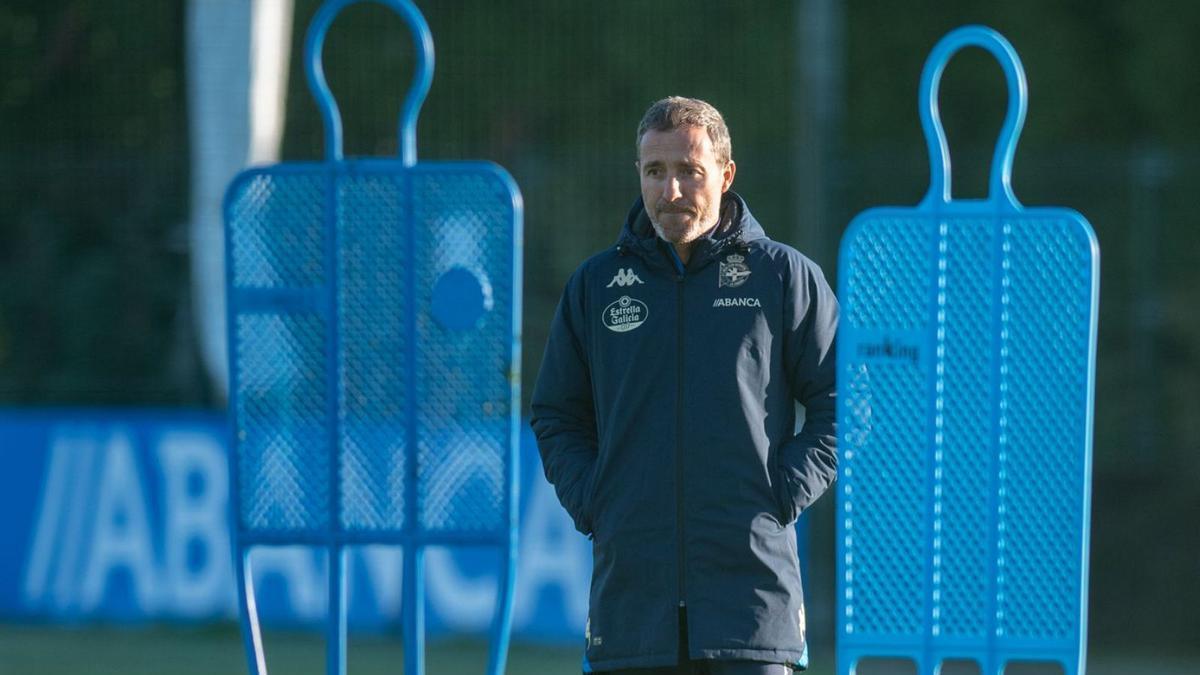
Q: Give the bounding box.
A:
[719,253,751,288]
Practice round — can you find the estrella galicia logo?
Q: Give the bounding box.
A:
[719,253,751,288]
[606,268,644,288]
[857,337,920,365]
[603,295,648,333]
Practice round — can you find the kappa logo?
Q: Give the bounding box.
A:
[606,268,644,288]
[603,295,648,332]
[712,297,762,308]
[718,253,751,288]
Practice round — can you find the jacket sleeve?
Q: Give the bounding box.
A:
[530,272,599,536]
[777,256,839,524]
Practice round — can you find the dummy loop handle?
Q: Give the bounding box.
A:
[919,25,1027,209]
[305,0,434,164]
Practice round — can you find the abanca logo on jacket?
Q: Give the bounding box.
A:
[603,295,648,332]
[712,297,762,308]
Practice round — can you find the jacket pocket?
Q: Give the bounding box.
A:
[774,464,797,526]
[580,463,602,536]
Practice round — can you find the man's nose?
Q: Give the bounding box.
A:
[661,175,682,201]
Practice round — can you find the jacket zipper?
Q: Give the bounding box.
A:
[676,270,686,612]
[670,249,688,615]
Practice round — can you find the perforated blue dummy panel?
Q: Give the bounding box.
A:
[836,26,1098,675]
[224,2,521,674]
[229,166,518,536]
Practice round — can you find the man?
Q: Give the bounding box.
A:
[531,97,838,674]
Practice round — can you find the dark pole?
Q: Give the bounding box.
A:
[794,0,845,268]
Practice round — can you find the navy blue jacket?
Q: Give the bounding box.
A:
[531,193,838,671]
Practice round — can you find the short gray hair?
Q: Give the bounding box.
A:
[636,96,732,166]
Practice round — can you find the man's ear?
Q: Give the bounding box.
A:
[722,160,737,192]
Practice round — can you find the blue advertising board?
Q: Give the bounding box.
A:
[0,409,808,641]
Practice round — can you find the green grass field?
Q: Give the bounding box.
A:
[2,624,1198,674]
[2,624,585,675]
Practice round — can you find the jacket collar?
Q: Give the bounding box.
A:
[614,191,766,271]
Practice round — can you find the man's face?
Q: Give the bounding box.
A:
[637,125,735,247]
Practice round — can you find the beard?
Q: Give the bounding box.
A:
[649,201,717,245]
